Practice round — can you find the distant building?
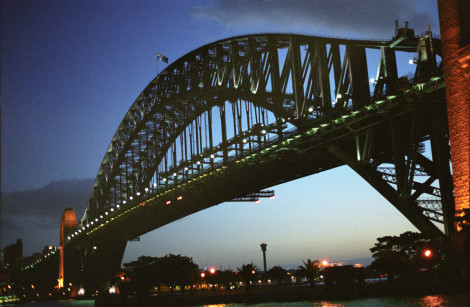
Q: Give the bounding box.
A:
[323,264,365,290]
[3,239,23,268]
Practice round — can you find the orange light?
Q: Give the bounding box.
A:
[200,272,205,278]
[424,249,432,257]
[322,260,329,266]
[209,268,216,274]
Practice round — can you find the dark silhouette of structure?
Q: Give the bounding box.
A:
[323,265,365,291]
[3,239,22,268]
[260,243,267,274]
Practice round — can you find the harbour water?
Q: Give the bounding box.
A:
[3,294,469,307]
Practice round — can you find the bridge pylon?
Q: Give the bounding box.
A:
[59,207,78,291]
[438,0,470,279]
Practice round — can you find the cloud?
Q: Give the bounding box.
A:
[191,0,439,39]
[1,178,94,255]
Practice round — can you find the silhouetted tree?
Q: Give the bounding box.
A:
[207,269,238,290]
[298,259,321,288]
[267,265,288,285]
[123,256,159,297]
[237,263,258,292]
[370,231,443,279]
[155,254,199,294]
[123,254,198,296]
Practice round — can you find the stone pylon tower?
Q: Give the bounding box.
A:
[437,0,470,276]
[59,207,77,288]
[438,0,470,229]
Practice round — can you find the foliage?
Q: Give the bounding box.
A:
[297,259,321,287]
[369,231,442,279]
[237,263,258,292]
[267,265,288,285]
[201,268,238,290]
[122,254,198,296]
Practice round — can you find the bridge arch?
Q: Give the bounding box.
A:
[62,32,452,287]
[83,33,441,224]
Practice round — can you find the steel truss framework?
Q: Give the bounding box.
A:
[72,31,452,258]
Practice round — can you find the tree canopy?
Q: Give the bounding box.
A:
[122,254,198,295]
[237,263,259,291]
[369,231,442,279]
[296,259,321,287]
[267,265,288,285]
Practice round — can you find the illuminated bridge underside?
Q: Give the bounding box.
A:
[70,33,452,256]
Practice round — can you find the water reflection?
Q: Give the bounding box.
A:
[200,294,469,307]
[416,295,446,307]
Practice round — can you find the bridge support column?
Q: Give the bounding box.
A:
[438,0,470,281]
[59,208,78,290]
[81,239,127,293]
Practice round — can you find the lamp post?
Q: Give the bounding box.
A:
[260,243,267,274]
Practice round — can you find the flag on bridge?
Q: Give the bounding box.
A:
[156,53,168,63]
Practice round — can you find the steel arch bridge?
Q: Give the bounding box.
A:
[58,29,453,286]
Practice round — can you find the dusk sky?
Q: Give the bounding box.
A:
[1,0,441,269]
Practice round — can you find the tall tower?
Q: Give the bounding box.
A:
[437,0,470,275]
[260,243,267,274]
[59,207,77,288]
[438,1,470,224]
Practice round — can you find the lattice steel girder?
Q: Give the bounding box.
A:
[327,144,443,237]
[373,47,398,99]
[428,95,454,234]
[84,33,441,222]
[231,190,275,202]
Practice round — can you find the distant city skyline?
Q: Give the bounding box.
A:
[1,0,441,269]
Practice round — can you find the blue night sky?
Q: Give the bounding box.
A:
[1,0,441,269]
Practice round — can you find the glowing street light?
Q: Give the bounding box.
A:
[209,268,216,274]
[321,260,329,267]
[423,249,432,258]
